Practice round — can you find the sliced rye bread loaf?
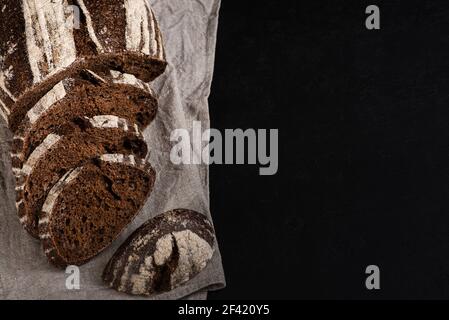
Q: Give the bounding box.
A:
[16,116,147,238]
[102,209,215,296]
[10,69,157,170]
[0,0,166,126]
[39,154,156,268]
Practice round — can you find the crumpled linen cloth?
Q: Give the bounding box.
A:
[0,0,225,300]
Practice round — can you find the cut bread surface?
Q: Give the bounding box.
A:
[39,154,156,268]
[17,117,147,238]
[9,69,157,138]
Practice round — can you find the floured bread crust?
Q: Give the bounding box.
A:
[103,209,215,296]
[0,0,166,127]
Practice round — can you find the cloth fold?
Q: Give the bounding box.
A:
[0,0,225,300]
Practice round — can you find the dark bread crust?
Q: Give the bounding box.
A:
[39,155,156,268]
[0,0,166,127]
[19,122,147,238]
[102,209,215,296]
[10,69,157,170]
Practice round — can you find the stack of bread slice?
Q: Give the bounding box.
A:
[0,0,167,268]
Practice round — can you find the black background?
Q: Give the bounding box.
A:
[208,0,449,299]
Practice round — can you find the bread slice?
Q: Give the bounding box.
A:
[10,70,156,174]
[16,116,147,238]
[102,209,215,296]
[0,0,166,124]
[39,154,156,268]
[9,69,157,144]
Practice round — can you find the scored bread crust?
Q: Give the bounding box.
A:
[102,209,216,296]
[9,69,157,171]
[0,0,166,127]
[16,116,147,238]
[39,154,156,268]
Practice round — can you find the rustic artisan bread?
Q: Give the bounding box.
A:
[102,209,215,296]
[16,116,147,238]
[0,0,166,127]
[10,69,157,169]
[39,154,156,267]
[2,0,167,273]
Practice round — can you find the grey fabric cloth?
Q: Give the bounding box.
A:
[0,0,225,300]
[184,291,208,300]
